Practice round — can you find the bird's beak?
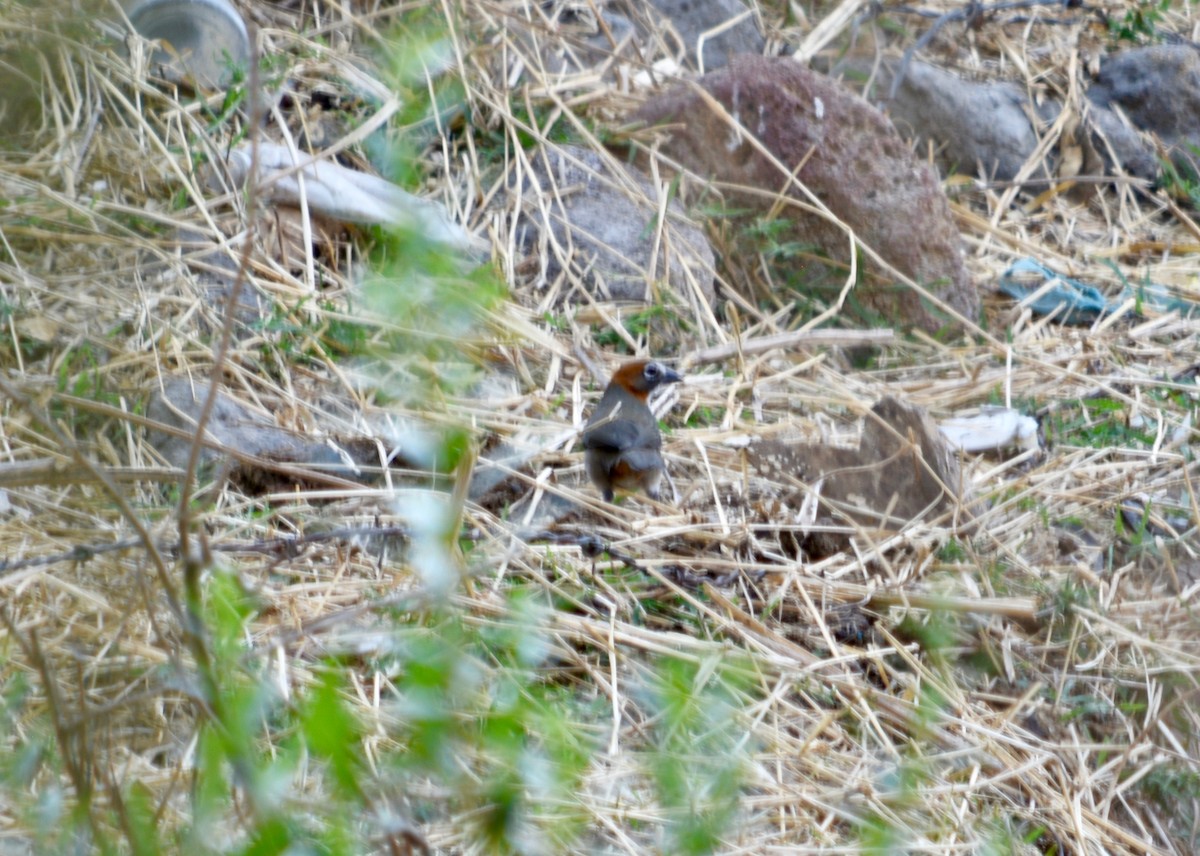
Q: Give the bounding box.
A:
[662,367,684,385]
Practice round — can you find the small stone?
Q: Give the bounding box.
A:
[145,377,378,490]
[746,396,970,558]
[513,144,715,305]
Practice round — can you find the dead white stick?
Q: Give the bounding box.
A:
[687,328,894,366]
[223,141,488,259]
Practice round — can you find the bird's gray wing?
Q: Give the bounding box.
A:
[583,419,644,452]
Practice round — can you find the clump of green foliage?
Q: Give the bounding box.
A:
[1108,0,1172,43]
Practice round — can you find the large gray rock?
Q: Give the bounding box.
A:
[1088,45,1200,177]
[507,0,761,77]
[860,60,1058,181]
[514,144,716,304]
[635,0,764,71]
[1085,102,1159,180]
[510,5,641,76]
[634,56,979,333]
[838,57,1158,184]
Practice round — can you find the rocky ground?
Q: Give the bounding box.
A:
[1,0,1199,852]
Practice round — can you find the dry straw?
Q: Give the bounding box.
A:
[0,0,1198,852]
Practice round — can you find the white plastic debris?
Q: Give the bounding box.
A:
[222,142,488,259]
[796,477,824,530]
[938,408,1040,453]
[631,57,682,90]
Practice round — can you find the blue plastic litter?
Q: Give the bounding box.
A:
[997,257,1200,325]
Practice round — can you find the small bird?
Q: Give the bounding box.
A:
[582,359,683,502]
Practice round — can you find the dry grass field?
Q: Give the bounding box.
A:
[1,0,1199,852]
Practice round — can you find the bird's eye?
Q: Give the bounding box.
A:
[644,363,660,380]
